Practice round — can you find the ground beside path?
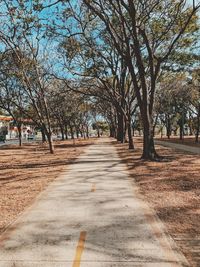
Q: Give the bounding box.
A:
[0,138,188,267]
[155,140,200,155]
[0,139,94,235]
[115,138,200,267]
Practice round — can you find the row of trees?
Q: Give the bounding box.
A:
[0,0,199,160]
[54,0,200,159]
[155,72,200,142]
[0,0,101,153]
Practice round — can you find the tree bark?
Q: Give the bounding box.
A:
[40,123,47,143]
[179,117,184,141]
[109,125,116,138]
[70,125,74,139]
[117,112,125,143]
[64,125,68,140]
[127,117,134,149]
[76,129,79,139]
[41,129,46,143]
[86,125,89,138]
[60,125,65,140]
[17,124,22,147]
[141,112,159,160]
[97,127,100,138]
[166,115,171,139]
[46,131,54,154]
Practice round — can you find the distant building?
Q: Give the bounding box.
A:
[0,116,34,140]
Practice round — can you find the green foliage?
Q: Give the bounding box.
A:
[92,121,109,131]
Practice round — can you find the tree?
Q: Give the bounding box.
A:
[155,73,191,139]
[82,0,200,159]
[54,3,138,149]
[0,1,59,153]
[191,69,200,142]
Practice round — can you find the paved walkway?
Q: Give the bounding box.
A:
[0,139,189,267]
[155,140,200,155]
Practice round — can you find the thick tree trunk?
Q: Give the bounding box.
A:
[124,121,128,143]
[110,119,117,138]
[97,127,100,138]
[166,116,171,139]
[41,124,46,143]
[127,118,134,149]
[179,112,185,140]
[64,125,68,140]
[109,126,115,138]
[46,131,54,154]
[117,112,125,143]
[142,130,158,160]
[41,130,46,142]
[141,113,159,160]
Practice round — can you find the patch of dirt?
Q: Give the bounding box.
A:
[0,138,94,234]
[115,137,200,267]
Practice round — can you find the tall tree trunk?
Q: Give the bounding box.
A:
[110,117,117,138]
[117,112,125,143]
[141,112,159,160]
[41,123,46,143]
[179,118,184,140]
[127,117,134,149]
[41,130,46,142]
[17,124,22,147]
[64,125,68,140]
[76,129,79,139]
[124,120,128,143]
[86,125,89,138]
[109,125,116,138]
[70,125,74,139]
[166,115,171,139]
[97,127,100,138]
[60,125,65,140]
[46,131,54,154]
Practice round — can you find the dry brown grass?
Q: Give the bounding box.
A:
[0,138,94,234]
[114,137,200,267]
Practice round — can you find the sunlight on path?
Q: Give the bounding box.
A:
[0,138,189,267]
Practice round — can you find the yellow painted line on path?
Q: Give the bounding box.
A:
[72,231,87,267]
[91,184,96,192]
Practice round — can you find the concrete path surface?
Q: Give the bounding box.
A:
[155,140,200,155]
[0,139,189,267]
